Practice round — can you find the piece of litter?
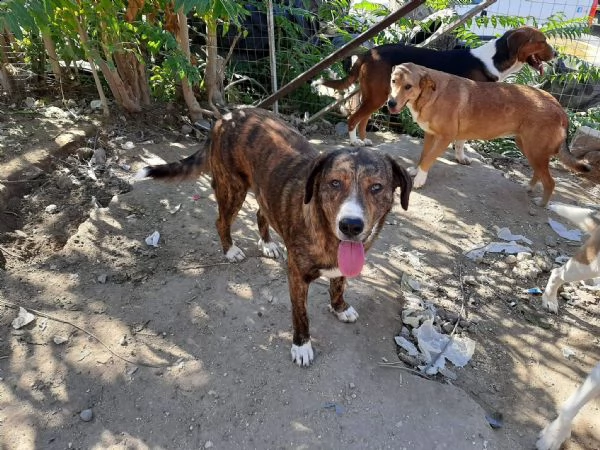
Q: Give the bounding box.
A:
[465,241,532,260]
[394,335,419,356]
[169,204,181,215]
[323,402,345,416]
[495,226,533,245]
[192,194,201,201]
[45,204,58,214]
[415,319,476,375]
[580,277,600,291]
[53,336,68,345]
[548,218,582,242]
[526,287,543,295]
[562,347,576,359]
[12,307,36,329]
[145,231,160,247]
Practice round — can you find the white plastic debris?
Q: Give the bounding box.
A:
[169,204,181,215]
[495,226,533,245]
[145,231,160,247]
[414,319,476,375]
[548,218,582,242]
[562,347,576,359]
[12,307,36,329]
[45,204,58,214]
[394,335,419,356]
[465,241,532,261]
[121,141,135,150]
[53,335,68,345]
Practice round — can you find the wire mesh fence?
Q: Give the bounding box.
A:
[2,0,600,122]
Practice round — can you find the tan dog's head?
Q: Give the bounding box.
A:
[304,148,411,276]
[387,63,436,115]
[503,26,555,75]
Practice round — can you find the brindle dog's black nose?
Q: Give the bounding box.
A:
[339,217,364,237]
[387,98,397,109]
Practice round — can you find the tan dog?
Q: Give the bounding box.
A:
[387,63,591,206]
[318,26,555,148]
[137,107,412,366]
[536,204,600,449]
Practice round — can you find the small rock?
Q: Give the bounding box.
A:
[504,254,517,264]
[462,275,477,286]
[119,335,128,346]
[90,100,102,110]
[204,441,214,448]
[79,409,93,422]
[121,141,135,150]
[24,97,36,108]
[349,382,355,389]
[335,122,348,136]
[181,124,193,135]
[97,274,107,284]
[442,322,454,333]
[528,208,537,216]
[45,204,58,214]
[545,235,557,247]
[516,252,532,261]
[560,291,572,301]
[91,147,106,165]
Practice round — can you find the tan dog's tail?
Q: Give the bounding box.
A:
[319,56,364,91]
[548,202,600,233]
[136,139,210,181]
[558,141,592,173]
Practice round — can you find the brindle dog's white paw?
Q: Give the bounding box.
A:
[362,138,373,146]
[259,239,281,258]
[329,305,359,323]
[291,342,314,367]
[350,138,365,147]
[225,245,246,262]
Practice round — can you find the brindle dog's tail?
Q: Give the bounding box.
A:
[558,140,592,174]
[136,138,210,181]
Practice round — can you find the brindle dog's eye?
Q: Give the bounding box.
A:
[405,84,412,90]
[391,79,396,84]
[330,180,341,189]
[370,183,383,193]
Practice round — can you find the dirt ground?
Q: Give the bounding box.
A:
[0,103,599,450]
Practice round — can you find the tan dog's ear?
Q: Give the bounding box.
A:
[419,73,436,92]
[304,151,337,204]
[385,155,412,210]
[507,27,532,54]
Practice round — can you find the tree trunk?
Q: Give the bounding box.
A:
[0,31,14,96]
[204,20,225,111]
[175,9,204,122]
[41,29,62,81]
[113,51,151,106]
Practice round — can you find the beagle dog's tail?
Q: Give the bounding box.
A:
[548,202,600,234]
[558,141,592,173]
[135,139,210,182]
[318,55,364,91]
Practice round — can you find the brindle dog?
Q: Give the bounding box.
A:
[137,107,412,366]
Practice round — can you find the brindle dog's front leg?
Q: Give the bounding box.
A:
[287,259,314,367]
[329,277,359,323]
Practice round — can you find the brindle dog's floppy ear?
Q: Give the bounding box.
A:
[419,72,436,92]
[304,151,334,204]
[386,155,412,211]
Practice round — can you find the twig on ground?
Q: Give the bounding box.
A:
[0,246,23,259]
[0,299,174,368]
[378,362,431,379]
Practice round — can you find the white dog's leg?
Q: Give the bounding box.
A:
[537,363,600,450]
[542,259,597,313]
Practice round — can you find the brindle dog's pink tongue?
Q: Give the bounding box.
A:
[338,241,365,278]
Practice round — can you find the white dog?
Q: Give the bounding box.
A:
[537,203,600,450]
